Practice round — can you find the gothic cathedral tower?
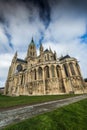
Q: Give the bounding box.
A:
[27,38,37,59]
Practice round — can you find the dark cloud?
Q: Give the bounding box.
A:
[0,15,5,24]
[0,0,51,28]
[4,30,13,50]
[67,0,87,14]
[0,0,87,26]
[34,0,51,29]
[0,0,87,46]
[23,0,51,29]
[21,0,51,43]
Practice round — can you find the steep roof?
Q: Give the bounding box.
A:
[17,58,27,63]
[44,49,49,53]
[59,55,71,61]
[29,37,35,46]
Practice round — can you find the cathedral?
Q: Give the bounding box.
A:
[4,38,85,96]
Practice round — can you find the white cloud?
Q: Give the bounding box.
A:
[3,2,45,51]
[0,53,13,87]
[0,24,12,53]
[44,16,86,42]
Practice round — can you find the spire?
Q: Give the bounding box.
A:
[49,46,52,53]
[31,37,34,43]
[27,37,37,58]
[30,37,35,46]
[15,51,17,57]
[54,50,57,60]
[40,43,43,49]
[13,51,17,59]
[12,51,17,63]
[40,43,44,55]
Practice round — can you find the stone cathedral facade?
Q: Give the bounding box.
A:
[4,38,85,96]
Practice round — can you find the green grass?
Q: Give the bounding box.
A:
[0,94,79,109]
[4,98,87,130]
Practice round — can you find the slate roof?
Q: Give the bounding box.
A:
[59,55,71,61]
[44,49,49,53]
[17,58,27,63]
[29,38,35,46]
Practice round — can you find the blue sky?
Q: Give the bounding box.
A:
[0,0,87,87]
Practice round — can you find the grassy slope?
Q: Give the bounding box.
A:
[0,94,78,109]
[4,98,87,130]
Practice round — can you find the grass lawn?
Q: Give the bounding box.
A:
[4,98,87,130]
[0,94,79,109]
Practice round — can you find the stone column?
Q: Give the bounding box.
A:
[28,71,30,82]
[54,64,59,93]
[9,79,12,95]
[26,72,27,82]
[24,73,26,86]
[67,63,72,77]
[54,65,57,78]
[49,65,52,79]
[61,65,68,93]
[30,70,32,81]
[77,65,82,76]
[61,65,66,79]
[36,68,38,80]
[42,67,45,95]
[24,72,28,95]
[73,63,78,76]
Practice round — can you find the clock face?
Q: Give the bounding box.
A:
[17,64,22,72]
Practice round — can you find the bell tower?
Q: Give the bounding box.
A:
[27,38,37,58]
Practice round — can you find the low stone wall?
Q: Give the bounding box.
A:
[0,88,4,94]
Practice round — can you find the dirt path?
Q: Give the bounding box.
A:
[0,94,87,129]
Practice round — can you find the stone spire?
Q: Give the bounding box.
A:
[40,43,44,55]
[54,51,57,60]
[49,46,53,53]
[27,37,37,58]
[12,51,17,62]
[30,37,34,46]
[14,51,17,58]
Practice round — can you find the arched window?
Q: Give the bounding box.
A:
[47,54,49,60]
[56,65,62,79]
[51,65,55,77]
[63,64,69,77]
[76,63,81,76]
[30,52,32,56]
[33,69,36,80]
[45,55,47,61]
[44,66,50,79]
[38,67,42,79]
[69,63,75,75]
